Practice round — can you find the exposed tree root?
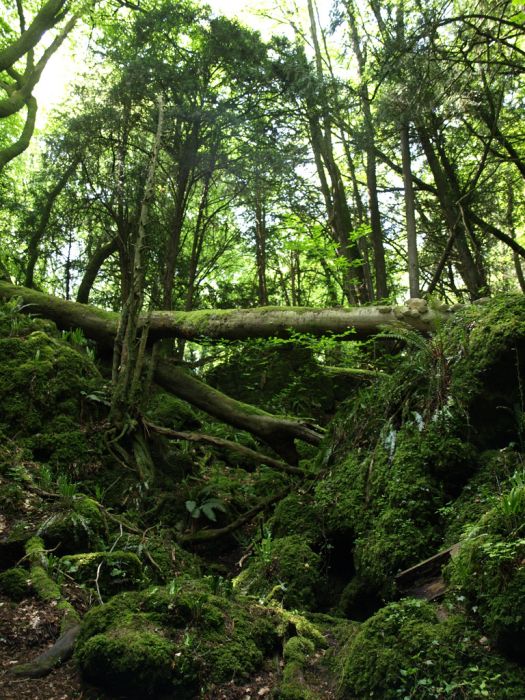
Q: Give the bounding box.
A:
[10,624,81,678]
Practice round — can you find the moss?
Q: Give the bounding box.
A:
[39,496,106,552]
[271,493,320,542]
[276,637,318,700]
[283,635,315,663]
[0,566,30,601]
[340,599,525,699]
[30,565,61,600]
[146,390,201,430]
[118,532,202,583]
[59,551,143,595]
[0,323,104,476]
[443,449,521,545]
[77,627,177,698]
[338,576,382,620]
[315,425,452,598]
[77,582,284,696]
[234,535,323,609]
[447,479,525,661]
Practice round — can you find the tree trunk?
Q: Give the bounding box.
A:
[76,237,119,304]
[153,362,322,463]
[0,280,449,345]
[416,125,487,299]
[400,123,419,298]
[347,5,388,300]
[25,157,80,288]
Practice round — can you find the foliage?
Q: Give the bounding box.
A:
[339,599,525,699]
[447,478,525,661]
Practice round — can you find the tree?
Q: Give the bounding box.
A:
[0,0,78,171]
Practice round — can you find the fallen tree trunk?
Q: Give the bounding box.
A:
[0,281,450,344]
[153,361,323,463]
[0,281,446,460]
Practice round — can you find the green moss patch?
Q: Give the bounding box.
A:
[0,566,30,601]
[76,581,284,696]
[234,535,323,609]
[59,551,142,596]
[339,599,525,699]
[447,474,525,662]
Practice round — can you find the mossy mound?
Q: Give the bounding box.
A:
[312,296,525,602]
[0,566,30,601]
[76,581,282,697]
[443,448,522,545]
[271,492,321,542]
[0,308,105,479]
[118,531,202,583]
[278,636,317,700]
[59,551,143,596]
[234,535,323,610]
[0,330,99,435]
[38,496,107,553]
[339,599,525,699]
[146,390,201,430]
[315,424,464,600]
[447,473,525,662]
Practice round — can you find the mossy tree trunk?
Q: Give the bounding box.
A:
[0,281,451,460]
[110,95,164,428]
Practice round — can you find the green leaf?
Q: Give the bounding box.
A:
[185,500,197,514]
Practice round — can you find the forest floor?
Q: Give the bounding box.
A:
[0,593,338,699]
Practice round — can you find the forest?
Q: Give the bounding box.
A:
[0,0,524,698]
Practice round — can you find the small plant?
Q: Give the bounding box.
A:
[56,474,79,507]
[185,493,227,523]
[256,526,273,566]
[497,470,525,533]
[38,464,54,490]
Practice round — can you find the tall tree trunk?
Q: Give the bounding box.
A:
[347,4,388,300]
[162,119,200,309]
[111,96,165,426]
[400,123,420,298]
[305,0,367,304]
[416,125,486,299]
[254,190,268,306]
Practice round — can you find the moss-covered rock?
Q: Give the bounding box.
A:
[447,474,525,662]
[271,492,320,542]
[0,330,99,435]
[59,551,143,595]
[339,599,525,699]
[78,627,177,697]
[0,566,30,601]
[315,425,456,598]
[311,297,525,600]
[76,581,283,697]
[118,531,202,583]
[443,448,522,545]
[234,535,323,609]
[146,390,201,430]
[38,496,107,552]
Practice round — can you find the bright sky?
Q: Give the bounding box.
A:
[33,0,326,124]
